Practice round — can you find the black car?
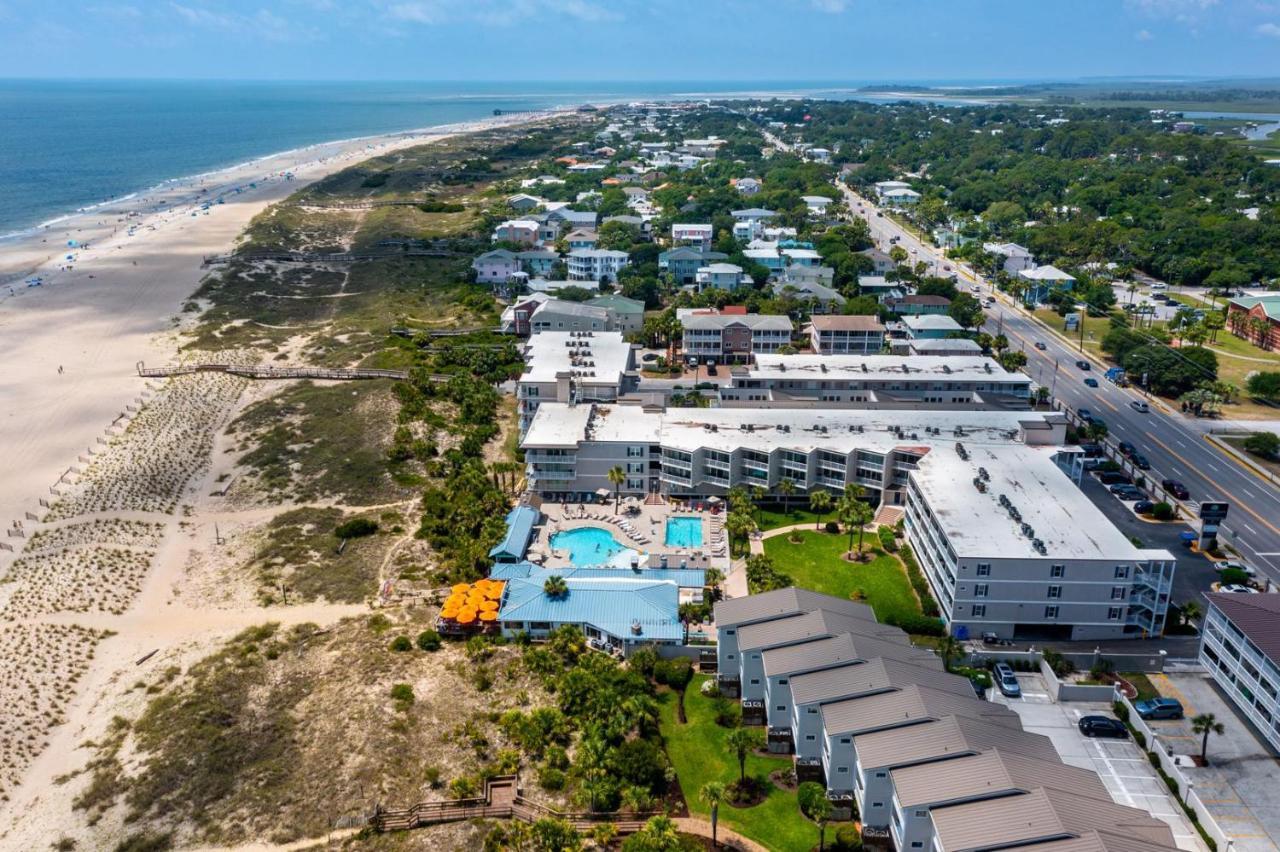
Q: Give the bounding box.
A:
[1132,454,1151,470]
[1076,360,1091,370]
[1133,500,1155,514]
[1162,479,1190,500]
[1078,443,1104,458]
[1098,471,1131,485]
[1118,441,1137,458]
[1079,716,1128,738]
[1110,484,1145,499]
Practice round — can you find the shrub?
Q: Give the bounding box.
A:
[416,629,442,651]
[898,545,941,617]
[450,776,478,799]
[390,683,415,706]
[885,613,945,636]
[824,520,840,534]
[335,517,378,539]
[877,525,898,552]
[833,824,861,850]
[1244,430,1280,459]
[389,635,413,652]
[712,696,740,728]
[1151,502,1175,521]
[1112,700,1130,722]
[1219,567,1251,586]
[538,766,567,791]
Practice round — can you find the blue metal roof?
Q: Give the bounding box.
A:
[488,507,540,560]
[489,562,706,589]
[498,577,683,641]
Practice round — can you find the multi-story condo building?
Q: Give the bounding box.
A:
[515,332,637,437]
[679,312,793,364]
[716,354,1033,410]
[567,249,630,282]
[808,315,887,354]
[1198,592,1280,752]
[906,442,1175,641]
[529,300,612,334]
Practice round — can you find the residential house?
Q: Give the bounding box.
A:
[782,247,822,268]
[660,246,729,285]
[734,218,765,242]
[501,293,552,336]
[882,188,922,208]
[858,275,905,304]
[530,300,612,334]
[492,219,541,247]
[806,147,832,163]
[671,223,714,250]
[547,207,598,230]
[744,247,787,278]
[565,229,599,251]
[772,278,845,313]
[506,193,544,212]
[901,314,963,339]
[889,294,952,316]
[907,338,983,357]
[696,262,752,292]
[518,249,559,276]
[1226,294,1280,351]
[567,249,630,283]
[473,249,521,284]
[983,241,1036,275]
[1018,265,1077,305]
[873,180,913,200]
[861,248,897,275]
[808,315,887,355]
[732,207,778,223]
[735,177,762,195]
[679,311,794,364]
[802,195,835,215]
[587,294,645,334]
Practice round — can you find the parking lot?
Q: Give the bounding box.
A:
[991,671,1208,851]
[1145,672,1280,850]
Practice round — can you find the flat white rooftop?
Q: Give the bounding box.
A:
[743,354,1031,385]
[522,403,1063,455]
[912,443,1174,562]
[519,331,633,385]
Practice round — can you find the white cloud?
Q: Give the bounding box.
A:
[811,0,848,12]
[385,1,447,23]
[1125,0,1219,15]
[381,0,619,26]
[1136,28,1155,39]
[169,3,314,42]
[1257,20,1280,35]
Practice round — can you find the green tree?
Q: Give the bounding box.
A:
[529,818,583,852]
[809,488,833,530]
[622,816,682,852]
[698,781,727,849]
[725,727,760,784]
[1244,431,1280,459]
[1192,713,1225,765]
[1246,372,1280,402]
[607,465,626,513]
[936,634,962,673]
[543,575,569,599]
[837,486,875,559]
[949,292,985,330]
[798,781,834,852]
[777,477,796,511]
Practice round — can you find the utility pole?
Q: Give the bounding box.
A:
[1078,306,1086,352]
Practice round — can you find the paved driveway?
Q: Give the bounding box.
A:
[992,672,1208,851]
[1148,672,1280,850]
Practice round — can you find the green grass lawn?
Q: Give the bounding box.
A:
[1123,672,1160,702]
[659,676,817,852]
[763,530,921,624]
[756,505,827,531]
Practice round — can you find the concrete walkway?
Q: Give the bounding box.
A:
[671,816,771,852]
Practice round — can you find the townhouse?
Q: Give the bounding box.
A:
[808,315,887,355]
[660,246,729,285]
[567,248,630,282]
[983,241,1036,275]
[671,223,714,250]
[680,311,794,363]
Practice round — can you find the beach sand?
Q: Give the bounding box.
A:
[0,110,554,848]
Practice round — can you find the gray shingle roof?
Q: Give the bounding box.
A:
[820,683,1017,737]
[891,748,1109,809]
[737,609,896,654]
[789,657,967,707]
[1206,592,1280,662]
[760,629,927,678]
[1010,831,1181,852]
[680,313,793,332]
[854,714,1058,771]
[713,587,875,628]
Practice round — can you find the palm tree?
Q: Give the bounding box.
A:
[1180,600,1202,629]
[607,465,625,513]
[809,488,833,530]
[632,815,682,852]
[725,726,760,784]
[1192,713,1225,765]
[838,486,874,560]
[698,781,727,848]
[937,634,961,673]
[798,782,834,852]
[778,477,796,512]
[543,575,568,599]
[751,485,768,522]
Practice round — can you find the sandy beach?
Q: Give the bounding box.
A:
[0,109,553,848]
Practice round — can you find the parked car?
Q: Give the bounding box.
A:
[1111,485,1145,500]
[1076,360,1091,370]
[1079,716,1128,738]
[1135,698,1184,720]
[1161,479,1190,500]
[1133,500,1155,514]
[993,663,1021,698]
[1118,442,1137,458]
[1084,377,1098,387]
[1130,400,1150,413]
[1077,408,1094,423]
[706,363,717,376]
[1078,442,1104,458]
[1215,561,1257,577]
[1098,471,1132,485]
[1035,341,1047,350]
[1132,454,1151,470]
[1221,584,1259,594]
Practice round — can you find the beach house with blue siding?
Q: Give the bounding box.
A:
[497,577,684,649]
[489,506,541,564]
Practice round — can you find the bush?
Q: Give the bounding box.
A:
[877,525,898,552]
[833,824,862,850]
[416,629,442,651]
[824,521,840,534]
[538,766,567,791]
[389,635,413,652]
[885,613,945,636]
[712,696,740,727]
[898,545,940,617]
[1244,431,1280,459]
[1151,501,1175,521]
[654,657,694,691]
[1219,567,1251,586]
[335,517,378,539]
[1112,700,1130,722]
[390,683,415,706]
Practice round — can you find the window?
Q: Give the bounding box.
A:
[975,584,989,598]
[837,767,848,773]
[627,446,645,458]
[912,844,924,849]
[1111,587,1126,600]
[1115,565,1129,579]
[1048,585,1062,599]
[875,772,886,779]
[839,737,851,744]
[1045,606,1060,619]
[977,563,991,576]
[1050,564,1065,578]
[971,605,986,617]
[808,707,818,715]
[777,705,786,712]
[749,678,760,685]
[778,678,788,685]
[805,734,816,741]
[1108,607,1122,620]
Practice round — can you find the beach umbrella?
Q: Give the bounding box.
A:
[441,608,459,620]
[479,611,498,622]
[457,611,477,625]
[451,583,470,594]
[479,600,498,612]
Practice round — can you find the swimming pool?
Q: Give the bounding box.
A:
[665,516,703,548]
[549,527,639,567]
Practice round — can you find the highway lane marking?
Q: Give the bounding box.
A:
[1173,438,1188,448]
[1244,523,1260,535]
[1242,487,1258,499]
[1144,430,1280,537]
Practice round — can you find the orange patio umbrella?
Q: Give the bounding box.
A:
[451,583,470,594]
[479,600,498,612]
[479,611,498,622]
[456,611,477,624]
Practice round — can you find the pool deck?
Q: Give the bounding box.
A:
[533,500,729,575]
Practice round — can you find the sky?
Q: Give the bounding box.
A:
[0,0,1279,82]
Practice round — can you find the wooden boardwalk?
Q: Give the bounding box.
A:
[371,775,654,835]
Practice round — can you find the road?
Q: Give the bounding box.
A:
[832,178,1280,589]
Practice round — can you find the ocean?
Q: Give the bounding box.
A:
[0,79,893,239]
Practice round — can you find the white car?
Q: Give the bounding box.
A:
[1220,584,1259,594]
[1216,561,1257,577]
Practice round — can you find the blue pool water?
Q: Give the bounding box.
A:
[550,527,638,567]
[665,517,704,549]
